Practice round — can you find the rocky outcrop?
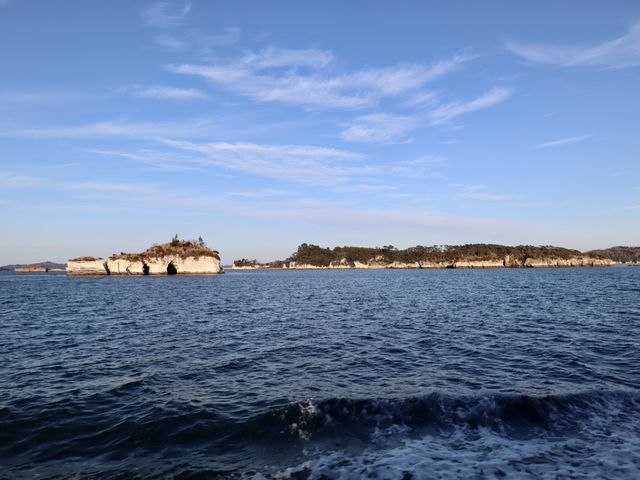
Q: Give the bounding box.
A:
[452,259,505,268]
[106,258,146,275]
[15,264,49,273]
[522,257,615,268]
[66,258,109,275]
[67,239,223,276]
[105,256,222,275]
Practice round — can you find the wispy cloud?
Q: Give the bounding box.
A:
[120,84,209,100]
[143,2,192,28]
[0,170,44,188]
[84,148,203,172]
[535,134,593,148]
[227,188,294,198]
[154,27,241,52]
[169,50,475,109]
[454,185,511,202]
[427,87,512,125]
[89,140,453,192]
[155,34,187,49]
[158,138,371,186]
[2,120,215,140]
[340,113,419,143]
[404,90,439,107]
[67,182,141,193]
[506,22,640,68]
[389,155,448,178]
[0,171,154,196]
[242,47,336,69]
[0,90,93,104]
[460,191,511,202]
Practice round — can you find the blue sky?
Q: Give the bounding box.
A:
[1,1,639,264]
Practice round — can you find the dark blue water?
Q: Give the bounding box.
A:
[1,268,639,479]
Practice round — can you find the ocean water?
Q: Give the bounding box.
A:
[1,267,639,479]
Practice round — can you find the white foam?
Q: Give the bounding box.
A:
[264,403,640,480]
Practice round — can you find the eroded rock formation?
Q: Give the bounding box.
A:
[66,239,223,276]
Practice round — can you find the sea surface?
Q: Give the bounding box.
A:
[1,267,639,479]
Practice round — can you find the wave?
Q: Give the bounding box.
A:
[257,391,640,480]
[3,390,639,448]
[235,390,640,441]
[2,390,640,478]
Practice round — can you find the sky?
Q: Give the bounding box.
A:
[1,1,639,264]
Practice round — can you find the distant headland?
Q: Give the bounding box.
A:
[66,236,223,275]
[232,244,640,270]
[1,262,66,273]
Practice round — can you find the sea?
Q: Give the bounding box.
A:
[1,267,639,479]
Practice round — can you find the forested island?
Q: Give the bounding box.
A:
[233,243,619,269]
[587,246,640,264]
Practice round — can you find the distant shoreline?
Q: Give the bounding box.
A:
[230,262,629,271]
[232,243,640,270]
[3,244,639,272]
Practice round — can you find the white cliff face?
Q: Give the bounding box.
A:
[287,262,328,269]
[67,240,223,275]
[66,259,108,275]
[167,255,222,274]
[106,259,145,275]
[452,259,505,268]
[523,256,616,268]
[106,255,222,275]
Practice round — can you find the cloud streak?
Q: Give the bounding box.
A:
[169,49,476,109]
[84,138,449,189]
[158,138,371,186]
[535,134,593,148]
[506,22,640,68]
[2,120,216,140]
[154,27,241,52]
[454,185,512,202]
[427,87,512,125]
[121,84,209,100]
[340,114,418,143]
[143,2,192,27]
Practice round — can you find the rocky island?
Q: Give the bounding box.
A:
[9,262,66,273]
[233,243,616,270]
[66,237,223,275]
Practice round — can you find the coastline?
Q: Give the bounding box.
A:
[230,261,618,270]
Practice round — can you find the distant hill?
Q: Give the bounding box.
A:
[587,246,640,264]
[0,261,66,272]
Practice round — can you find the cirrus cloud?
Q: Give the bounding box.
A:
[427,87,513,125]
[506,22,640,68]
[169,49,476,109]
